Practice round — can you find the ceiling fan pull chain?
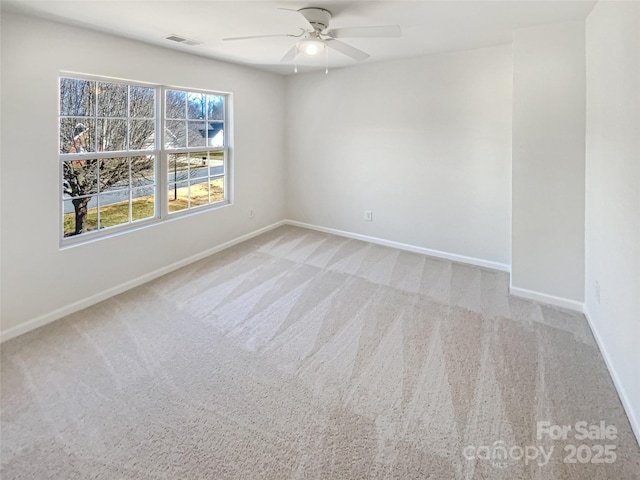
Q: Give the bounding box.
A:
[325,45,329,74]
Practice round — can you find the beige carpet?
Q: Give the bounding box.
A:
[1,225,639,479]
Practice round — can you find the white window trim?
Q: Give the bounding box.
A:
[59,74,233,248]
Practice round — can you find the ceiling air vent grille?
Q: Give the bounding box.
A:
[165,34,202,46]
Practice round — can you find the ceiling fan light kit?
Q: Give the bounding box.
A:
[298,38,325,56]
[222,6,401,73]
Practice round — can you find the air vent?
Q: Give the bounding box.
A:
[165,34,202,46]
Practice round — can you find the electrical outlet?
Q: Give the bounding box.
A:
[595,280,601,304]
[249,208,254,219]
[365,210,373,222]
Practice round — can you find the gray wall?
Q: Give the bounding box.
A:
[286,45,513,269]
[511,21,586,305]
[585,0,640,442]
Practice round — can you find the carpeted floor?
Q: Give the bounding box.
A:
[1,225,639,479]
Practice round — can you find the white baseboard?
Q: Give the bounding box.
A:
[583,306,640,448]
[284,219,511,273]
[508,285,584,312]
[0,221,286,343]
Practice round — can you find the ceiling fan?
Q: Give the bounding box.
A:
[223,7,401,65]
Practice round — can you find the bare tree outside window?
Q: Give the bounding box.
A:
[60,78,156,236]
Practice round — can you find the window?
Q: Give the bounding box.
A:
[60,78,157,237]
[164,90,226,213]
[60,75,229,241]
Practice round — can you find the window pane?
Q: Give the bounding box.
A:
[63,177,72,199]
[207,95,224,120]
[60,118,95,153]
[99,191,130,229]
[166,90,186,119]
[130,86,155,118]
[63,160,99,196]
[190,181,209,207]
[188,92,206,119]
[132,187,155,221]
[99,158,130,192]
[97,119,127,151]
[131,156,155,187]
[206,121,224,147]
[209,177,225,203]
[209,151,224,176]
[130,120,155,150]
[63,199,76,237]
[191,151,210,168]
[63,196,98,236]
[60,78,95,117]
[168,181,189,212]
[97,82,128,117]
[187,121,206,147]
[188,151,210,185]
[165,120,186,148]
[168,153,189,183]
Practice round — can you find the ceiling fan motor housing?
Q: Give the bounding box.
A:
[298,8,332,32]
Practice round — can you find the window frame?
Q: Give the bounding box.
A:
[59,73,232,247]
[162,87,229,216]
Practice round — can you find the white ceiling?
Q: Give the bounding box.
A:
[2,1,596,75]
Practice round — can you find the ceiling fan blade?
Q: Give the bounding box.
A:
[327,25,401,39]
[277,7,314,31]
[325,39,370,62]
[223,33,293,42]
[280,45,298,63]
